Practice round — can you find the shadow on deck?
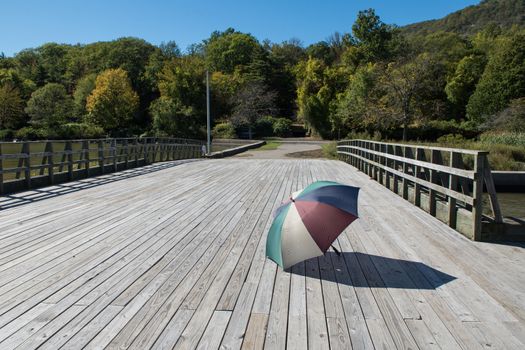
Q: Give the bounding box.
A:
[294,252,456,289]
[0,159,201,210]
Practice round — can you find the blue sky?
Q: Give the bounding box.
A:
[1,0,479,56]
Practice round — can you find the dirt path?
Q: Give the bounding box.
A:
[233,142,322,159]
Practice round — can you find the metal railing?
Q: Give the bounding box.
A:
[0,137,204,195]
[337,139,502,241]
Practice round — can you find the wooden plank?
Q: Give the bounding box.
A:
[286,262,307,350]
[264,267,290,350]
[305,258,329,349]
[196,311,231,350]
[152,309,194,349]
[241,313,267,350]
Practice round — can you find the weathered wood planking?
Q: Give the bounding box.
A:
[0,158,524,349]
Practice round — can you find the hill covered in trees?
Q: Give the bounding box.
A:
[0,1,524,142]
[402,0,525,36]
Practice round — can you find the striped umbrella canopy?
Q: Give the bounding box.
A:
[266,181,360,269]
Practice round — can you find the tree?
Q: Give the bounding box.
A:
[352,9,399,61]
[380,53,437,140]
[73,73,97,118]
[25,83,73,127]
[230,82,277,138]
[295,57,333,138]
[86,68,139,133]
[467,29,525,124]
[150,96,201,138]
[334,63,381,136]
[445,54,487,114]
[204,29,262,73]
[0,84,26,129]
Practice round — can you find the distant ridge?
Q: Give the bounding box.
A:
[402,0,525,36]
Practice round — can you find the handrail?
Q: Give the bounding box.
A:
[337,139,502,241]
[0,137,204,196]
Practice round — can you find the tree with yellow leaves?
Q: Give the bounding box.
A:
[86,68,139,134]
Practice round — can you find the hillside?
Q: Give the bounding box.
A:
[402,0,525,36]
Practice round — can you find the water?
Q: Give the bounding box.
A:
[486,192,525,218]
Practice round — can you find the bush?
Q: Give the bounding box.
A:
[14,127,53,140]
[57,123,106,139]
[272,118,293,137]
[0,129,15,141]
[436,134,466,144]
[254,116,275,137]
[212,122,237,139]
[479,131,525,147]
[322,142,338,159]
[14,123,106,140]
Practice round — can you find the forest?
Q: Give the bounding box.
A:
[0,0,524,146]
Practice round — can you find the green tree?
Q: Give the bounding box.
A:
[445,54,487,113]
[150,96,201,138]
[334,63,380,136]
[25,83,74,127]
[73,73,97,118]
[0,84,26,129]
[204,29,262,73]
[296,57,333,137]
[86,68,139,133]
[352,8,400,61]
[467,29,525,124]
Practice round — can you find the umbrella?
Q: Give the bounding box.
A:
[266,181,359,269]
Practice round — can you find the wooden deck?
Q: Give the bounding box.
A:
[0,158,524,349]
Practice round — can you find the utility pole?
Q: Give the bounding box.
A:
[206,70,211,154]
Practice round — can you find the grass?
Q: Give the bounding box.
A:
[255,141,282,151]
[321,142,338,159]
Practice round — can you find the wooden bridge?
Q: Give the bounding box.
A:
[0,149,525,348]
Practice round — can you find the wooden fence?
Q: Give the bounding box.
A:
[337,139,502,241]
[0,137,204,195]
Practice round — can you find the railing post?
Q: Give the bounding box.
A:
[66,141,73,181]
[112,139,117,172]
[82,140,89,177]
[48,142,54,185]
[98,140,105,174]
[24,142,31,189]
[472,153,485,240]
[429,150,438,216]
[414,148,422,207]
[144,139,149,164]
[124,139,129,169]
[134,138,139,166]
[448,152,460,229]
[402,146,408,199]
[0,143,4,195]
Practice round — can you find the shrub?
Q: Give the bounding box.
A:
[322,142,338,159]
[479,131,525,147]
[254,116,275,137]
[272,118,293,137]
[212,122,237,139]
[57,123,106,139]
[14,127,53,140]
[0,129,14,141]
[436,134,466,144]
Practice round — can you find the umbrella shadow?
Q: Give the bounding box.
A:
[290,252,456,290]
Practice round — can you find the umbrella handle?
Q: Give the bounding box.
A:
[331,245,341,256]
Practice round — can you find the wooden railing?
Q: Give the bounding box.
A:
[337,139,502,241]
[0,137,204,195]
